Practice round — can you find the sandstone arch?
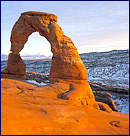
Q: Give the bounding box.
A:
[7,11,88,80]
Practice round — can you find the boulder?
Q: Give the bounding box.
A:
[97,102,113,113]
[94,91,118,111]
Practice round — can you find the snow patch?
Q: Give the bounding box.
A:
[26,80,47,86]
[112,95,129,114]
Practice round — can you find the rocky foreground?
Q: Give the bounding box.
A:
[1,78,129,135]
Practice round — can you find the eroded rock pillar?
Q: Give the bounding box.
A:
[7,53,26,75]
[1,53,26,80]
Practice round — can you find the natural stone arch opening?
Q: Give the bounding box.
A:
[21,32,52,57]
[6,11,88,80]
[21,32,52,76]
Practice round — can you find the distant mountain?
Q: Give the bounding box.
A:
[80,49,129,56]
[1,54,52,61]
[1,54,8,61]
[21,54,52,60]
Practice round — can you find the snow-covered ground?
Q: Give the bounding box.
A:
[26,80,47,86]
[112,95,129,114]
[80,49,129,89]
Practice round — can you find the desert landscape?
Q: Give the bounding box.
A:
[1,11,129,135]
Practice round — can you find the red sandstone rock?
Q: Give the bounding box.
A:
[7,53,26,75]
[94,91,118,111]
[1,69,9,74]
[97,102,113,113]
[1,11,97,111]
[1,78,129,135]
[10,11,87,80]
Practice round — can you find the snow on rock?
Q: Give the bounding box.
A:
[112,95,129,113]
[26,80,47,86]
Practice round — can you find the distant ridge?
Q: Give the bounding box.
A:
[1,49,129,61]
[21,54,52,60]
[1,54,52,61]
[80,49,129,55]
[1,54,8,61]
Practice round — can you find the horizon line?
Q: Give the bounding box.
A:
[1,49,129,56]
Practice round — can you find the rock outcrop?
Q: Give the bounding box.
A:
[97,102,113,113]
[7,53,26,75]
[94,91,118,112]
[1,78,129,135]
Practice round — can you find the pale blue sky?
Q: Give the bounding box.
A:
[1,1,129,56]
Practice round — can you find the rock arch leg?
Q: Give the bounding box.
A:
[3,14,36,77]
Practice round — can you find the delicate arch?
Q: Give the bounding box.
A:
[7,11,88,80]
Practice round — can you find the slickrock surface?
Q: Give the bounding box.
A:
[1,78,129,135]
[4,11,87,80]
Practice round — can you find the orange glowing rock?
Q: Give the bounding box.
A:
[1,78,129,135]
[7,11,87,80]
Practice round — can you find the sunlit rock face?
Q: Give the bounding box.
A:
[9,11,88,80]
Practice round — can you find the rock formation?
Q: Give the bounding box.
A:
[94,91,118,111]
[7,53,26,75]
[1,11,100,108]
[6,11,87,80]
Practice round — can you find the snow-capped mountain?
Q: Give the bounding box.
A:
[1,54,52,61]
[21,54,52,60]
[1,54,8,61]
